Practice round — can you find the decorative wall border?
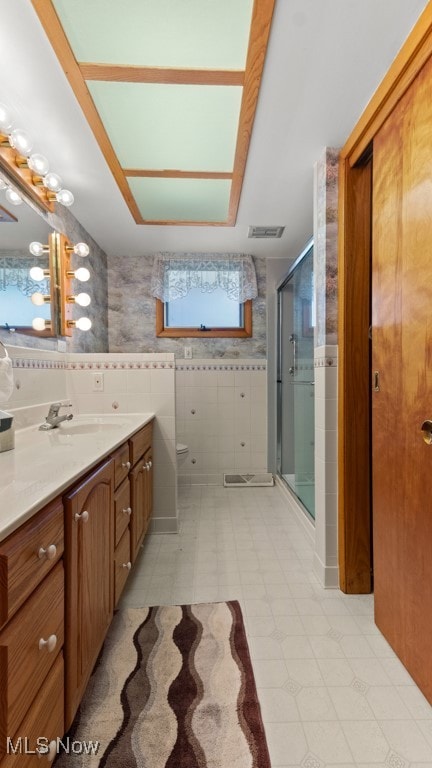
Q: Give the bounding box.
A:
[66,361,175,370]
[12,359,66,370]
[176,363,267,371]
[11,358,176,370]
[11,358,266,372]
[314,357,338,368]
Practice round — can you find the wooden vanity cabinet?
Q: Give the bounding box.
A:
[0,499,65,765]
[64,458,114,730]
[0,417,154,757]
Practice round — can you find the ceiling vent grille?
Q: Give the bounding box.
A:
[248,225,285,239]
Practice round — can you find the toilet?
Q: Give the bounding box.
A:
[176,443,189,465]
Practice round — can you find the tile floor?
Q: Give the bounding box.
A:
[120,484,432,768]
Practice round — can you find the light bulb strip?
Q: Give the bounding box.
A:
[0,138,54,212]
[29,232,91,337]
[0,100,75,212]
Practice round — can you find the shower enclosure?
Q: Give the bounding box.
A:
[277,240,315,519]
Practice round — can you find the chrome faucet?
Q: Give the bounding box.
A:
[39,402,73,430]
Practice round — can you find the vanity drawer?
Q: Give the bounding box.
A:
[114,528,131,607]
[112,442,131,489]
[129,420,153,468]
[1,652,64,766]
[114,478,131,547]
[0,497,64,628]
[0,562,64,742]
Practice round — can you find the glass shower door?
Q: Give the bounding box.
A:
[277,242,315,518]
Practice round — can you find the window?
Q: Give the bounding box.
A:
[151,253,256,338]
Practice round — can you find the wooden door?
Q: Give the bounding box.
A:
[372,54,432,702]
[64,459,113,727]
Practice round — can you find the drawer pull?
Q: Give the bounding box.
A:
[74,510,89,523]
[38,544,57,560]
[39,634,57,653]
[122,561,132,570]
[122,506,132,516]
[147,459,152,468]
[122,461,131,470]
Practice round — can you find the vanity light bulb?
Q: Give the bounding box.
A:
[28,153,50,176]
[5,188,22,206]
[31,292,45,306]
[75,317,92,331]
[32,317,47,331]
[29,266,45,281]
[43,172,62,192]
[75,292,91,307]
[74,242,89,258]
[0,102,13,133]
[9,128,33,156]
[29,241,46,257]
[56,189,74,207]
[74,267,90,282]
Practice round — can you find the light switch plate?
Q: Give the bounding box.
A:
[184,347,192,359]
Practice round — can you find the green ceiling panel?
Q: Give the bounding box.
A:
[53,0,253,69]
[127,177,231,222]
[87,82,242,172]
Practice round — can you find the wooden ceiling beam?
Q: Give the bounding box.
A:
[123,169,233,179]
[80,64,244,87]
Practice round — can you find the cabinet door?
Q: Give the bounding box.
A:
[64,458,114,729]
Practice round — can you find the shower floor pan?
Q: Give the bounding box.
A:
[223,473,274,487]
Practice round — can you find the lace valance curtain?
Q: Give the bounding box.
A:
[150,253,258,303]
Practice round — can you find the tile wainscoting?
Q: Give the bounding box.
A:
[66,352,177,533]
[176,359,268,485]
[314,345,338,587]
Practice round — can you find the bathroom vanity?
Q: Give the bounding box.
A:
[0,413,154,764]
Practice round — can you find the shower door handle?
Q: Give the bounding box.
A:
[289,366,295,376]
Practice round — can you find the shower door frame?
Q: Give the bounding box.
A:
[276,238,314,519]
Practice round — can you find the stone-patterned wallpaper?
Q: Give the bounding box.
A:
[315,147,339,346]
[108,254,266,358]
[0,202,109,353]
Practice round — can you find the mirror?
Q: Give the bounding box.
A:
[0,186,54,337]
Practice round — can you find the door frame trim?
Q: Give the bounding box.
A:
[338,4,432,592]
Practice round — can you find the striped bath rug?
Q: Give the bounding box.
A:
[57,601,271,767]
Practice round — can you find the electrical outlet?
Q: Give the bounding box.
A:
[92,373,104,392]
[184,347,192,359]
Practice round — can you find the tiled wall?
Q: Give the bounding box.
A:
[108,253,266,359]
[314,346,338,587]
[0,344,68,429]
[65,353,177,533]
[176,360,267,485]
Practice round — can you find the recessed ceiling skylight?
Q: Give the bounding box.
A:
[31,0,276,226]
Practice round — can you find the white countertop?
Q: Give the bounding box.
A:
[0,412,155,543]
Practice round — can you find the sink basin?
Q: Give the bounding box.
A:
[58,418,126,434]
